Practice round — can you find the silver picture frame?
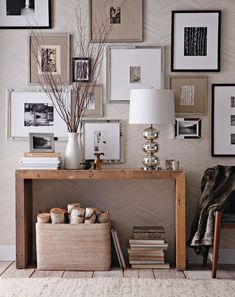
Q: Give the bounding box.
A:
[29,132,55,152]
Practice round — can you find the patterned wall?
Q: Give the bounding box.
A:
[1,0,235,263]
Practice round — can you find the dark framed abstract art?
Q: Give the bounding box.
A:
[171,10,221,71]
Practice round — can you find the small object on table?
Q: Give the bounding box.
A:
[93,153,104,170]
[80,160,92,170]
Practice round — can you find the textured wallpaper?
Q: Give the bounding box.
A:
[1,0,235,263]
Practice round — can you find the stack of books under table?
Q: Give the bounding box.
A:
[128,226,169,269]
[19,152,62,170]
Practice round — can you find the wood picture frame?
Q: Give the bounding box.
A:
[175,118,201,139]
[106,45,164,102]
[83,119,123,163]
[0,0,51,29]
[72,58,91,82]
[212,84,235,156]
[29,132,55,152]
[81,84,103,117]
[29,34,71,84]
[6,89,70,139]
[169,75,208,115]
[89,0,143,42]
[171,10,221,72]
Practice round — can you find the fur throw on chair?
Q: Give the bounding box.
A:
[188,165,235,258]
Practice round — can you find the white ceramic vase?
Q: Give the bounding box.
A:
[64,132,82,170]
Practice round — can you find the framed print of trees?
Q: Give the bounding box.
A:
[171,10,221,71]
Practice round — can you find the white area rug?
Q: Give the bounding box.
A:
[0,278,235,297]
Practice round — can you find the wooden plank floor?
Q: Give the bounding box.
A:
[0,262,235,279]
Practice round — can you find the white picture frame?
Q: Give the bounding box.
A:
[106,46,164,102]
[6,89,70,139]
[83,119,123,163]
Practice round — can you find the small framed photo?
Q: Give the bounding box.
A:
[83,119,123,163]
[6,89,70,139]
[175,118,201,139]
[107,46,164,102]
[79,84,103,117]
[72,58,90,82]
[29,34,71,84]
[29,132,55,152]
[169,76,208,114]
[89,0,143,42]
[171,10,221,71]
[0,0,51,29]
[212,84,235,156]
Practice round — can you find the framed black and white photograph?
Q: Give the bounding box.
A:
[212,84,235,156]
[0,0,51,29]
[29,34,71,84]
[83,120,123,163]
[107,46,164,102]
[169,76,208,114]
[72,58,90,82]
[29,132,55,152]
[6,89,70,139]
[175,118,201,139]
[89,0,143,42]
[171,10,221,71]
[79,84,103,117]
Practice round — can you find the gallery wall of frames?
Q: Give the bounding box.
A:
[1,0,235,262]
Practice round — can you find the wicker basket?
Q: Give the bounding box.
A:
[36,222,111,270]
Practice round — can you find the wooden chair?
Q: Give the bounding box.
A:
[212,211,235,278]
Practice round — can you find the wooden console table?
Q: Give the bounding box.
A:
[15,169,186,270]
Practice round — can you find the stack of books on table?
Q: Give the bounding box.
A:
[128,226,169,269]
[19,152,62,170]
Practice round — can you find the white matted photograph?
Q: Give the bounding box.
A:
[175,118,201,139]
[171,10,221,71]
[6,89,70,139]
[106,46,164,102]
[29,132,55,152]
[0,0,51,28]
[83,120,123,163]
[212,84,235,156]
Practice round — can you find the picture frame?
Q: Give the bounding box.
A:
[83,119,123,163]
[175,118,201,139]
[0,0,51,29]
[80,84,103,117]
[171,10,221,71]
[6,89,70,139]
[169,75,208,115]
[212,84,235,156]
[72,58,91,82]
[29,34,71,84]
[89,0,143,42]
[107,45,164,102]
[29,132,55,152]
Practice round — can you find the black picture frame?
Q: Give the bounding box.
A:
[171,10,221,72]
[0,0,51,29]
[212,84,235,157]
[72,58,91,83]
[175,118,201,139]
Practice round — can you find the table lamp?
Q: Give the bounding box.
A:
[129,88,175,170]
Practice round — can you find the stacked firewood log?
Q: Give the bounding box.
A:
[37,202,110,224]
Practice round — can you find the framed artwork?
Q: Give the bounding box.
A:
[107,46,164,102]
[6,89,70,139]
[29,132,55,152]
[29,34,71,84]
[0,0,51,29]
[83,119,123,163]
[79,84,103,117]
[212,84,235,156]
[72,58,91,82]
[171,10,221,71]
[175,118,201,139]
[89,0,143,42]
[169,76,208,114]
